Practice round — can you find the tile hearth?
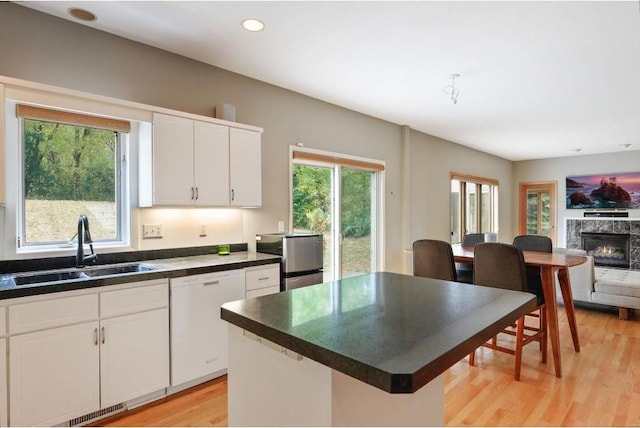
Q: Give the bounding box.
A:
[566,218,640,270]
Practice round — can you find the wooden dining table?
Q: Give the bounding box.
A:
[451,243,587,378]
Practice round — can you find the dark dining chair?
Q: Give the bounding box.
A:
[468,242,547,381]
[412,239,457,281]
[512,234,552,299]
[456,233,486,283]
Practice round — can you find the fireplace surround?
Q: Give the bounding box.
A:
[566,218,640,270]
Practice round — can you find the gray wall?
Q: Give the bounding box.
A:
[513,150,640,246]
[0,3,515,273]
[409,130,513,244]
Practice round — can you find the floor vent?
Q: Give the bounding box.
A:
[69,403,126,426]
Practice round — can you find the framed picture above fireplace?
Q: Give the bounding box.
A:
[566,172,640,209]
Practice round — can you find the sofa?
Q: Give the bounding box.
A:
[553,248,640,320]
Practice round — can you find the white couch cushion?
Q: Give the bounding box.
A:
[594,268,640,298]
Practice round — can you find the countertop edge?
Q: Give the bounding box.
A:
[0,252,281,300]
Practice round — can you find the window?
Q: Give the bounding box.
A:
[291,148,384,281]
[16,104,130,249]
[518,182,556,244]
[450,173,498,244]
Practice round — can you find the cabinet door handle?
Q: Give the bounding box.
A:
[101,327,105,344]
[203,280,220,286]
[231,189,235,201]
[191,187,195,200]
[195,187,199,200]
[94,328,98,346]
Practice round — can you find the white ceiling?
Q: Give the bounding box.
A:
[18,1,640,161]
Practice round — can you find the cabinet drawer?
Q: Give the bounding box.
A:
[246,265,280,291]
[101,279,168,318]
[9,294,98,335]
[246,286,280,299]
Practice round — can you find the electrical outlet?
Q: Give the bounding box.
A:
[142,224,163,239]
[199,224,207,237]
[278,220,285,233]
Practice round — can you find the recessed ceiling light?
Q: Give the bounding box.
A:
[68,7,97,22]
[241,18,265,32]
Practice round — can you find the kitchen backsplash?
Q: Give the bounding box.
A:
[134,208,244,250]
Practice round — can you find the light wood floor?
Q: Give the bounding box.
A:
[94,305,640,427]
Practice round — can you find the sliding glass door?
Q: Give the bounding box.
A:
[292,164,335,280]
[340,168,376,279]
[292,152,381,282]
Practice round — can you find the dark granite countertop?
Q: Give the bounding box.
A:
[221,272,536,394]
[0,247,280,300]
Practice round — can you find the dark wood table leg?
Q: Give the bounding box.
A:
[541,265,562,378]
[557,267,580,352]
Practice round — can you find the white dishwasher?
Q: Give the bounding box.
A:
[170,269,245,387]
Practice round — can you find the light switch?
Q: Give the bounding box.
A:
[142,224,163,239]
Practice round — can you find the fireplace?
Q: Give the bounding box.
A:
[566,218,640,270]
[582,232,630,268]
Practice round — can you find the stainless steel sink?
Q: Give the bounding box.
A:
[83,263,156,277]
[11,263,156,286]
[12,269,90,286]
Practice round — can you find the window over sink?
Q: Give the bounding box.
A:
[13,103,131,251]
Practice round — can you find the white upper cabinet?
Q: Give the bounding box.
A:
[147,112,261,207]
[152,113,195,206]
[194,121,230,206]
[230,128,262,207]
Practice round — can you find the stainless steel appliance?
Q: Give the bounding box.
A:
[256,233,324,290]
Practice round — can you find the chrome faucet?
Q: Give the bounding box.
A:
[76,214,98,268]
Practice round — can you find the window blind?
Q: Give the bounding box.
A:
[450,172,499,186]
[292,150,384,171]
[16,104,131,133]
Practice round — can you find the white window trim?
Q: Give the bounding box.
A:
[4,98,135,258]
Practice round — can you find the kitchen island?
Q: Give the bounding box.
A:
[221,272,536,426]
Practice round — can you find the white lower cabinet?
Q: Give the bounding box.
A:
[100,308,169,408]
[7,279,169,427]
[2,264,281,426]
[170,270,245,386]
[9,321,100,427]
